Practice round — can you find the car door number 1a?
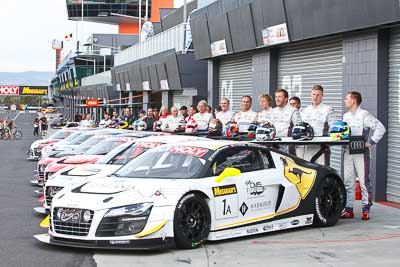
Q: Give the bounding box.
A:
[215,195,238,220]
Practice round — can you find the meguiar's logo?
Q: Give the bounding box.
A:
[212,184,237,197]
[281,157,317,199]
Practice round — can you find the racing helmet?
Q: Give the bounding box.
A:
[208,119,223,136]
[330,120,351,140]
[153,120,162,132]
[119,120,129,129]
[255,122,276,141]
[176,119,187,132]
[247,122,258,138]
[291,122,314,140]
[223,121,239,137]
[185,117,198,134]
[133,119,147,131]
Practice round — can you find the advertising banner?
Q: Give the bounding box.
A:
[0,86,19,95]
[262,23,289,46]
[19,86,48,95]
[86,99,99,107]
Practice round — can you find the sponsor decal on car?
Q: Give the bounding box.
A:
[263,224,273,231]
[110,240,130,245]
[291,220,299,226]
[247,228,258,234]
[245,180,268,198]
[305,216,313,225]
[136,142,163,149]
[281,157,317,199]
[250,201,272,211]
[168,146,209,157]
[239,202,248,216]
[212,184,237,197]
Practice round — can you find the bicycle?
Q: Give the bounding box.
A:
[1,127,22,140]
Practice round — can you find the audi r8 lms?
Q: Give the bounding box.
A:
[28,128,78,160]
[35,140,346,250]
[37,135,209,214]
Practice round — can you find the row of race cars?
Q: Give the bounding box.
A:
[30,126,347,250]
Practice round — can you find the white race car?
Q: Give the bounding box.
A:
[35,140,345,250]
[36,135,209,214]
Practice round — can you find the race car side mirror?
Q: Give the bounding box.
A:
[215,167,241,183]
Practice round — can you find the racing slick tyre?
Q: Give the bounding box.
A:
[313,176,346,227]
[173,193,211,249]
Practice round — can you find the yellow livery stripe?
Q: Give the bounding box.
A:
[135,220,168,238]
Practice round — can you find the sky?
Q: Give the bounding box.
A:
[0,0,189,73]
[0,0,118,73]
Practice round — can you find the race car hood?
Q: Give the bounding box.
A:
[39,156,66,166]
[63,155,102,164]
[66,164,121,177]
[46,163,70,173]
[45,164,123,189]
[54,177,199,210]
[52,144,79,152]
[38,140,60,149]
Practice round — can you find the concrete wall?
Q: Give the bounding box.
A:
[342,30,389,201]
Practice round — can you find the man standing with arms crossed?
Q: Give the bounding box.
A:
[299,85,336,165]
[271,89,302,145]
[341,91,385,220]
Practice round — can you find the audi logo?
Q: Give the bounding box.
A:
[350,140,365,150]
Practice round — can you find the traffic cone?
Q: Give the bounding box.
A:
[355,177,362,200]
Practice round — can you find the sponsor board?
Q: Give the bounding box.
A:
[86,99,99,107]
[0,86,19,95]
[20,86,48,95]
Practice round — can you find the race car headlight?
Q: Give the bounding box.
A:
[96,203,153,237]
[104,203,153,218]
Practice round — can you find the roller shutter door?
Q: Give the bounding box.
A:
[172,91,192,109]
[219,54,253,112]
[278,37,343,172]
[387,27,400,203]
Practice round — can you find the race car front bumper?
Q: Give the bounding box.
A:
[34,233,175,250]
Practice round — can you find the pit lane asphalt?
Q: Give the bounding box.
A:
[3,111,400,267]
[0,112,95,267]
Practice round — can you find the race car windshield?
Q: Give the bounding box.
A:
[115,150,206,179]
[69,133,94,145]
[49,129,71,139]
[85,140,124,155]
[105,145,147,165]
[96,142,134,164]
[61,131,82,144]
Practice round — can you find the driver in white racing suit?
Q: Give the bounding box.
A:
[234,95,258,133]
[341,91,386,221]
[271,89,302,153]
[298,85,336,165]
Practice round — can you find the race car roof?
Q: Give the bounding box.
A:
[161,139,239,150]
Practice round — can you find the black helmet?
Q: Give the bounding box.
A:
[255,122,276,141]
[208,119,223,136]
[291,122,314,140]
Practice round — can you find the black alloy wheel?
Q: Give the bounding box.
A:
[173,193,211,249]
[313,176,346,227]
